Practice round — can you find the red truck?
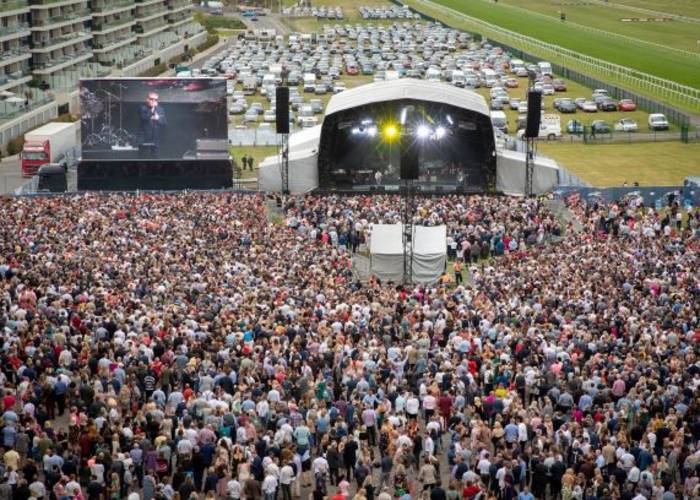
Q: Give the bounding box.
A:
[21,121,78,177]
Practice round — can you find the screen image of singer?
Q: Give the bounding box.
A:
[79,78,228,161]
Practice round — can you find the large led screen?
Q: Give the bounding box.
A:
[80,78,227,161]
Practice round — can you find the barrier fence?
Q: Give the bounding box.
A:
[552,185,700,209]
[229,128,283,147]
[400,0,700,116]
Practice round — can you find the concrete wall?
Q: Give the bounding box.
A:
[0,102,58,154]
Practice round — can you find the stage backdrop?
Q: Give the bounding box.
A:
[80,78,227,161]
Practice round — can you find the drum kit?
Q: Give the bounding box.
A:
[81,83,136,151]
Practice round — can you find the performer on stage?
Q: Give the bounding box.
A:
[139,92,167,153]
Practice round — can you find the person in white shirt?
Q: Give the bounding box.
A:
[406,395,419,419]
[262,470,278,500]
[279,463,296,500]
[312,455,329,477]
[227,479,242,499]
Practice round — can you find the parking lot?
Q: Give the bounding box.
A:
[193,18,674,146]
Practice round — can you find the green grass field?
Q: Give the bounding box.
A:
[230,146,278,177]
[413,0,700,90]
[538,141,700,186]
[496,0,700,52]
[611,0,700,19]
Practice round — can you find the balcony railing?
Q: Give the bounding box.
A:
[0,23,30,37]
[0,0,29,12]
[0,47,31,61]
[33,49,90,69]
[91,0,134,12]
[31,9,90,27]
[29,0,83,5]
[0,95,53,123]
[92,16,134,31]
[32,30,89,46]
[92,34,136,51]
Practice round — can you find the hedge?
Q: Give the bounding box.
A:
[8,137,25,156]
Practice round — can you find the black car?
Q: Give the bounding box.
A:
[590,120,611,134]
[598,99,618,112]
[557,99,577,113]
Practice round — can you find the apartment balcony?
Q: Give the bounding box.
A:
[135,19,168,38]
[32,48,91,74]
[168,13,191,27]
[31,30,91,52]
[0,69,32,92]
[167,3,191,16]
[30,9,91,30]
[92,34,136,53]
[171,21,201,36]
[91,16,136,35]
[134,0,164,7]
[0,23,30,42]
[135,7,166,23]
[28,0,83,8]
[0,0,29,15]
[0,47,31,66]
[90,0,134,16]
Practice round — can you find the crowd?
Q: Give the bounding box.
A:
[283,195,563,260]
[0,191,698,500]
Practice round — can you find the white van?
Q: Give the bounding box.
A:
[490,111,508,133]
[303,73,316,92]
[538,61,553,76]
[451,70,466,87]
[426,67,441,82]
[262,73,276,88]
[517,114,561,140]
[648,113,669,131]
[481,68,497,87]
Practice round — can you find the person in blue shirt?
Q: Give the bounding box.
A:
[517,485,535,500]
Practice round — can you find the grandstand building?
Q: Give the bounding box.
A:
[0,0,204,151]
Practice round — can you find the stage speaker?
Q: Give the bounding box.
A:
[276,86,290,134]
[400,135,419,180]
[525,90,542,138]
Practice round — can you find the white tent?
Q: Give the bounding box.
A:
[324,79,490,119]
[258,147,319,193]
[496,149,561,195]
[412,225,447,284]
[369,224,404,283]
[369,224,447,284]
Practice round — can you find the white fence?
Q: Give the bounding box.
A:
[408,0,700,111]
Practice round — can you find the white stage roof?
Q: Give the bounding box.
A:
[324,79,490,119]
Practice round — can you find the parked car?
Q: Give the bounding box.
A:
[582,101,598,113]
[552,79,567,92]
[566,119,584,135]
[490,98,504,110]
[509,98,520,110]
[648,113,669,131]
[541,84,555,96]
[618,99,637,112]
[598,99,618,112]
[614,118,638,132]
[591,120,611,134]
[263,110,276,122]
[505,78,518,88]
[556,98,577,113]
[517,101,528,114]
[229,103,246,114]
[243,111,258,123]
